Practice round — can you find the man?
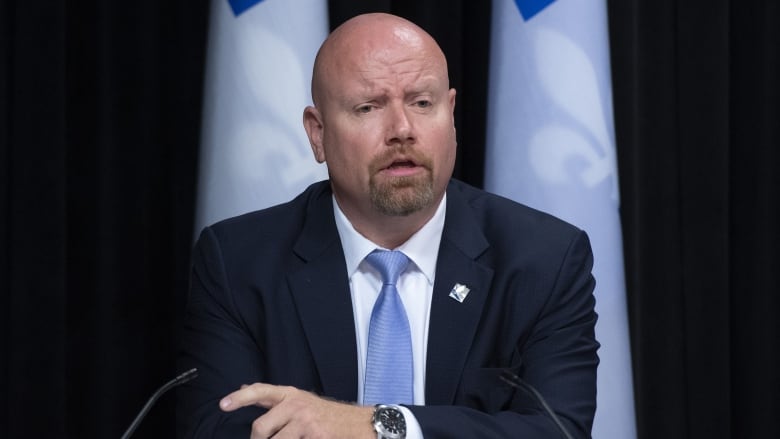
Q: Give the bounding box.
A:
[178,12,598,438]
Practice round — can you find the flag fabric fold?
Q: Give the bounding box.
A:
[195,0,329,234]
[485,0,637,436]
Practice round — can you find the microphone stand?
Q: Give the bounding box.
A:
[500,370,574,439]
[120,368,198,439]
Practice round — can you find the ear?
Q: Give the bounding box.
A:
[448,88,457,114]
[303,106,326,163]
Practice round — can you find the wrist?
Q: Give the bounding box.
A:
[372,404,406,439]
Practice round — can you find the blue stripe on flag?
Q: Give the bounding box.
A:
[514,0,556,20]
[228,0,265,16]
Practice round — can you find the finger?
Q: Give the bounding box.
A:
[250,405,297,439]
[249,392,322,439]
[219,383,290,412]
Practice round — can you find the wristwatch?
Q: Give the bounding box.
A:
[372,404,406,439]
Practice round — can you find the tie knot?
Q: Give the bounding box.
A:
[365,250,410,286]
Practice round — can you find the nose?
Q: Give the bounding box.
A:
[385,103,414,146]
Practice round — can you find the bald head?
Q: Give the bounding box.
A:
[301,13,457,246]
[311,13,449,107]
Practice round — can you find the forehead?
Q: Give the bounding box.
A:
[334,40,445,90]
[354,50,439,81]
[334,60,445,105]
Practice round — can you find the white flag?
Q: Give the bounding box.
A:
[195,0,329,233]
[484,0,636,437]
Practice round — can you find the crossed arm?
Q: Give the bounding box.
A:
[219,384,375,439]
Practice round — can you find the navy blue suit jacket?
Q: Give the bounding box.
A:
[177,179,599,438]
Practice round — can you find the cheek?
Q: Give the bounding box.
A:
[428,124,457,185]
[322,127,376,183]
[429,123,457,161]
[326,130,366,163]
[324,117,384,161]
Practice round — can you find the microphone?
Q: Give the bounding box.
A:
[500,369,574,439]
[120,368,198,439]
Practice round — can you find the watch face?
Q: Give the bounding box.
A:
[374,406,406,438]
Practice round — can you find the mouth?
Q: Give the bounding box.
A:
[376,156,425,178]
[384,159,418,170]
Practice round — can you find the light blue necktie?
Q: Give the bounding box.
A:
[363,250,413,405]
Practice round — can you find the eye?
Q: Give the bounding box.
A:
[414,100,432,108]
[356,104,374,114]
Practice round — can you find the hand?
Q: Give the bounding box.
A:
[219,383,376,439]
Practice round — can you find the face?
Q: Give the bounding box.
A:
[304,20,457,221]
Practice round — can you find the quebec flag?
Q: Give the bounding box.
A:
[195,0,329,233]
[484,0,636,437]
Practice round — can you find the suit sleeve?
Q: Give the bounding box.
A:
[408,230,599,438]
[176,227,265,438]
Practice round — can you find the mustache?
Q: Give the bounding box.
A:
[368,146,432,173]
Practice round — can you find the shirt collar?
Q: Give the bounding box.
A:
[333,194,446,286]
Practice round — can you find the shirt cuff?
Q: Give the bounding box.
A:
[398,406,423,439]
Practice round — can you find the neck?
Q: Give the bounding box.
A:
[337,198,441,250]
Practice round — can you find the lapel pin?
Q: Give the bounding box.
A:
[449,283,471,303]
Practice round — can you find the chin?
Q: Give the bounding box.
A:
[370,182,435,217]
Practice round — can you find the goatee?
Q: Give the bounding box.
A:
[369,173,434,216]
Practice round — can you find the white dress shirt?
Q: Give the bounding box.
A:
[333,194,446,438]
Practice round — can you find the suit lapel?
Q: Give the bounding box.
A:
[286,185,358,402]
[425,183,494,405]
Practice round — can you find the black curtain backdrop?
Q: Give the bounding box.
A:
[609,1,779,437]
[1,1,209,437]
[2,1,777,438]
